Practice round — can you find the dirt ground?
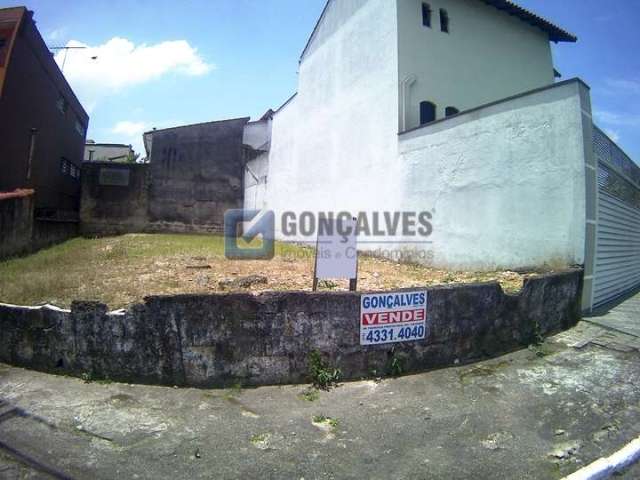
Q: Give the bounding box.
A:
[0,233,559,309]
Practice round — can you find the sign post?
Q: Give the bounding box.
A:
[313,217,358,291]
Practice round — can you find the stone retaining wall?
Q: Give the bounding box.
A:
[0,270,582,387]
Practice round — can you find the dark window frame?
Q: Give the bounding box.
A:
[420,101,437,125]
[421,3,432,28]
[440,8,450,33]
[60,158,69,175]
[56,95,68,115]
[445,106,459,117]
[75,118,86,137]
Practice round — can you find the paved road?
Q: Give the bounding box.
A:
[587,289,640,338]
[0,321,639,479]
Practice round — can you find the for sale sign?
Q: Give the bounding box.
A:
[360,290,427,345]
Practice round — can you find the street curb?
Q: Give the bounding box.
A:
[562,436,640,479]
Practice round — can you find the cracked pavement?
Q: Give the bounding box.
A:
[0,318,640,479]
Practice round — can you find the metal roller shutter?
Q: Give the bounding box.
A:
[593,150,640,307]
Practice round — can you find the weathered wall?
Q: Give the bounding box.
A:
[0,189,77,260]
[0,190,34,259]
[146,119,249,233]
[0,270,582,387]
[32,219,78,251]
[79,162,150,235]
[397,0,556,129]
[80,118,250,235]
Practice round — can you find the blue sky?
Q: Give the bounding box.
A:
[8,0,640,161]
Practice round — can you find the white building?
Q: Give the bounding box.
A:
[239,0,639,311]
[84,142,134,163]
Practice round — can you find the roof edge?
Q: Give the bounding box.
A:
[478,0,577,43]
[143,117,251,136]
[299,0,331,63]
[399,77,590,136]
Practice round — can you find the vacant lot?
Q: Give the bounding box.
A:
[0,234,541,308]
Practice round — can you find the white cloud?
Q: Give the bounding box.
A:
[112,120,148,137]
[55,37,213,112]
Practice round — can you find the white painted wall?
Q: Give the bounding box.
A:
[397,80,588,269]
[398,0,555,130]
[255,0,587,271]
[301,0,370,61]
[265,0,401,240]
[244,152,269,210]
[243,119,271,151]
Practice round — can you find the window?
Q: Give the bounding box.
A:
[75,119,86,137]
[445,106,459,117]
[420,101,436,125]
[56,94,68,115]
[61,158,80,180]
[440,9,449,33]
[421,3,432,27]
[0,22,16,67]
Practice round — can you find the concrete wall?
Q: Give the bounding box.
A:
[81,119,249,235]
[264,78,590,270]
[31,219,78,252]
[0,270,582,387]
[265,0,401,237]
[398,79,590,270]
[0,189,77,259]
[147,119,248,232]
[0,190,34,259]
[397,0,555,130]
[80,162,150,235]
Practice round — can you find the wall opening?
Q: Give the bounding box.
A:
[420,101,436,125]
[445,106,459,117]
[440,9,449,33]
[422,3,432,27]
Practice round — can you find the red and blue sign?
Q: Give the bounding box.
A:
[360,290,427,345]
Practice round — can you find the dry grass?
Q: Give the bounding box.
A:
[0,233,551,309]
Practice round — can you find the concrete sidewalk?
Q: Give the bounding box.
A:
[587,289,640,338]
[0,321,640,480]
